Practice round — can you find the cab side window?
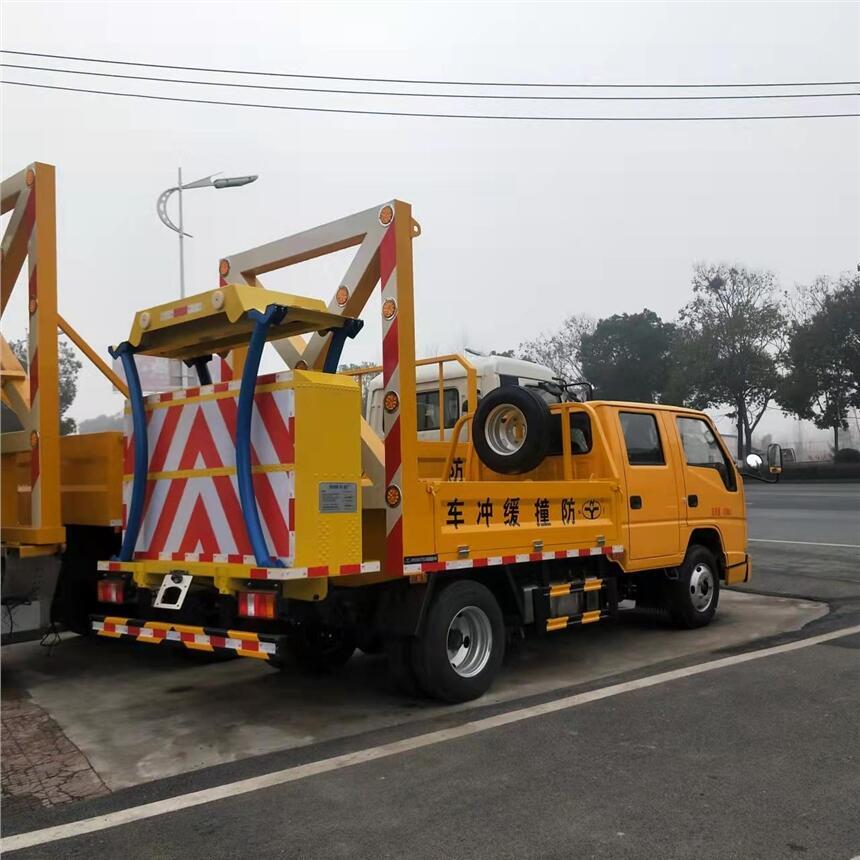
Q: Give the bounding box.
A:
[677,417,737,491]
[620,412,665,465]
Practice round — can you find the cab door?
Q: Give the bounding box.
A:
[617,409,682,562]
[674,414,746,575]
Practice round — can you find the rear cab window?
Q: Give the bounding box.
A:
[676,416,737,491]
[619,412,665,465]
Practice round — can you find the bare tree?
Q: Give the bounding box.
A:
[517,313,596,382]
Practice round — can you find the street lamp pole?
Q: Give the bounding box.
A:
[157,168,258,302]
[156,168,258,384]
[177,167,186,299]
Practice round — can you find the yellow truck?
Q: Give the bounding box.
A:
[1,167,781,702]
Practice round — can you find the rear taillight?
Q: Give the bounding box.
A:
[97,579,125,604]
[237,591,277,619]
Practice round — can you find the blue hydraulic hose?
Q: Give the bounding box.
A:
[237,306,288,567]
[110,343,148,562]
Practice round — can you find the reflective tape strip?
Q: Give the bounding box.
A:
[248,561,381,581]
[550,578,604,598]
[403,546,624,575]
[91,619,278,656]
[158,301,204,321]
[545,609,608,632]
[99,559,380,580]
[97,561,128,572]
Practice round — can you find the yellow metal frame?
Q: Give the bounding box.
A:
[1,162,63,546]
[2,162,129,548]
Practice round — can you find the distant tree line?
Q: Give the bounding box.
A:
[515,264,860,460]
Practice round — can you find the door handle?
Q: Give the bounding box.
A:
[688,494,698,508]
[630,495,642,510]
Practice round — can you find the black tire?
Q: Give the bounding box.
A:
[412,580,505,703]
[472,386,551,475]
[666,545,720,629]
[285,625,356,673]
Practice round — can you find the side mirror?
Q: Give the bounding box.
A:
[767,443,783,474]
[745,453,763,470]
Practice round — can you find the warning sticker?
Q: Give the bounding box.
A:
[319,482,357,513]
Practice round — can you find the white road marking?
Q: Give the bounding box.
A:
[749,538,860,549]
[4,623,860,854]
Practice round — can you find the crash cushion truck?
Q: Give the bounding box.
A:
[80,198,766,703]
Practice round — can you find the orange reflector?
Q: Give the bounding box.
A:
[97,579,125,604]
[29,430,39,449]
[295,359,308,371]
[382,298,397,321]
[378,204,394,225]
[219,259,230,277]
[385,484,402,508]
[383,391,399,413]
[238,591,277,620]
[26,169,35,187]
[335,286,349,306]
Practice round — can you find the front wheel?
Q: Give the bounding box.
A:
[412,580,505,703]
[667,545,720,629]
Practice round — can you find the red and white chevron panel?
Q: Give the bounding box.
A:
[379,216,403,575]
[123,377,295,564]
[402,545,625,575]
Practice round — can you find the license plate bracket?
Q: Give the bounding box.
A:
[153,572,193,610]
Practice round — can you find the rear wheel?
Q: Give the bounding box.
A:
[412,580,505,703]
[667,545,720,629]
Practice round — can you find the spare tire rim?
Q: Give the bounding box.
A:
[484,403,528,456]
[689,563,715,612]
[446,605,493,678]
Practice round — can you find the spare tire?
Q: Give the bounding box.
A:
[472,386,551,474]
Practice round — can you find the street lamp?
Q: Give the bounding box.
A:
[155,169,257,387]
[156,169,258,299]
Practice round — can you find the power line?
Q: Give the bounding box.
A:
[4,63,858,102]
[3,49,859,89]
[5,79,859,121]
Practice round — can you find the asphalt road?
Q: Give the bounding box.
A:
[742,482,859,603]
[3,482,858,859]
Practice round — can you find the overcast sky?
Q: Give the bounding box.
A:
[1,0,858,439]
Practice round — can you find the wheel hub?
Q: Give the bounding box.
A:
[484,404,528,456]
[446,605,493,678]
[689,563,715,612]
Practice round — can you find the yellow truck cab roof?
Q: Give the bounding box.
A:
[588,400,706,416]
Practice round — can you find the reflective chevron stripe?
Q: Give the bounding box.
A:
[91,616,282,661]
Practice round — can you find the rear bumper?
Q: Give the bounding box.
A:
[90,615,284,662]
